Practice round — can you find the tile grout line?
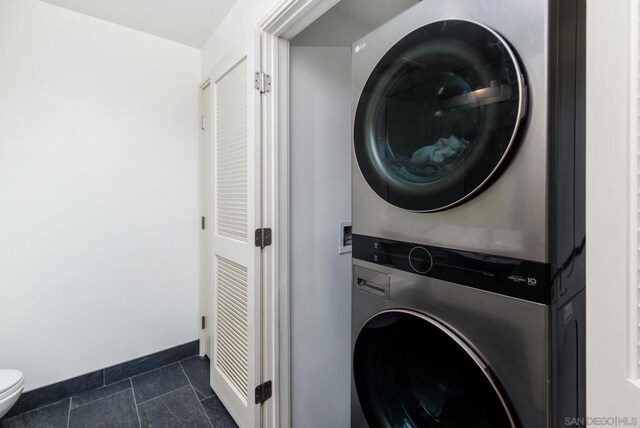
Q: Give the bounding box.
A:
[193,385,208,400]
[3,398,73,427]
[66,398,71,428]
[125,356,199,385]
[101,342,198,383]
[179,362,214,428]
[5,397,70,421]
[134,383,192,407]
[130,378,142,428]
[70,385,134,411]
[200,392,216,402]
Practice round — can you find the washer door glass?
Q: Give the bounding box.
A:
[354,19,526,212]
[353,311,515,427]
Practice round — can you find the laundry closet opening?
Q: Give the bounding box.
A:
[287,1,419,426]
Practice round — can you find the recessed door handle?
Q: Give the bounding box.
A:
[353,266,390,300]
[356,278,386,296]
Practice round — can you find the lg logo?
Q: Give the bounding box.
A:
[508,276,539,287]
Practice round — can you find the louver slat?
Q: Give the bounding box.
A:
[215,256,249,399]
[215,58,248,241]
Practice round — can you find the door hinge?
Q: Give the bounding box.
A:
[255,381,272,405]
[200,115,206,130]
[254,71,271,94]
[255,228,272,249]
[201,316,206,330]
[201,216,206,230]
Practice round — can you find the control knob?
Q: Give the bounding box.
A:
[408,246,433,274]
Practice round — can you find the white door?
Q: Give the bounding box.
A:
[209,34,262,428]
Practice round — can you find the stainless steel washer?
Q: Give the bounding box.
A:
[351,234,586,427]
[351,253,549,427]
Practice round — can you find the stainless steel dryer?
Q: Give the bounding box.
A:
[353,0,546,261]
[351,0,586,427]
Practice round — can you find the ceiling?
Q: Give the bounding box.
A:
[291,0,419,47]
[334,0,419,29]
[39,0,238,48]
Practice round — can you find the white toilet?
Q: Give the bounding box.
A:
[0,370,24,419]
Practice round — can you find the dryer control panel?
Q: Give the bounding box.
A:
[353,234,551,304]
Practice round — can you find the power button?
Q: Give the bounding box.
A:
[408,247,433,274]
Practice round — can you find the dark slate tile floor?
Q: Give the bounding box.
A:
[0,356,238,428]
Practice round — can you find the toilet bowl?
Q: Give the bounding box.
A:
[0,370,24,419]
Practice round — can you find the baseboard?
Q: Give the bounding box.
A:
[7,340,199,417]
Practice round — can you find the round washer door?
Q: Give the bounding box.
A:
[353,310,515,428]
[354,19,526,212]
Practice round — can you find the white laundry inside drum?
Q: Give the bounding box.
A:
[410,135,470,164]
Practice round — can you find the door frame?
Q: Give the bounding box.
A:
[257,1,342,427]
[199,78,211,358]
[586,0,640,416]
[200,1,359,427]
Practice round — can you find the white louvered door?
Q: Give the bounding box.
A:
[209,34,262,428]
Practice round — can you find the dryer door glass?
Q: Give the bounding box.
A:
[354,19,526,212]
[353,311,515,427]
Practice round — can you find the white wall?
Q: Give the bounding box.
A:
[201,0,282,77]
[290,47,352,428]
[0,0,201,391]
[586,0,640,419]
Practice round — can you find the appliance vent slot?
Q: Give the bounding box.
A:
[215,58,248,242]
[214,256,249,400]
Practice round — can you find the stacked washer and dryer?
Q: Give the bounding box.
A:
[350,0,585,427]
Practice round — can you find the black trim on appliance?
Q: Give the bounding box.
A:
[548,0,586,426]
[548,0,586,308]
[353,234,551,304]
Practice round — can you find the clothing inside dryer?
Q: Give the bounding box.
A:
[382,51,483,182]
[376,38,511,184]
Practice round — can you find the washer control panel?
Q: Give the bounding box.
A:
[353,234,551,304]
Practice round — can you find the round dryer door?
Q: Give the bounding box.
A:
[354,19,527,212]
[353,310,515,427]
